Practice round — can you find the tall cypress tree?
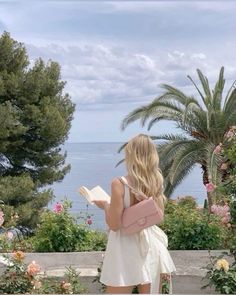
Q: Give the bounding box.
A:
[0,32,75,227]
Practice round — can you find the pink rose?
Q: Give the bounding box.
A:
[222,213,231,224]
[61,281,71,290]
[5,231,14,240]
[53,202,63,214]
[211,204,217,213]
[87,218,93,225]
[205,182,216,193]
[213,144,222,155]
[27,261,40,276]
[211,204,231,224]
[211,204,230,217]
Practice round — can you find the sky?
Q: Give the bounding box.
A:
[0,0,236,142]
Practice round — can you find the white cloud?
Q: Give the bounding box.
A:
[24,40,236,111]
[191,53,206,60]
[0,0,235,142]
[1,0,236,111]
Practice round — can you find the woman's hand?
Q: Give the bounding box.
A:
[93,200,109,210]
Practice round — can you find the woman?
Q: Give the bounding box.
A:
[94,134,176,294]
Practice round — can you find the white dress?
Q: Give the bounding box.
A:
[100,177,176,293]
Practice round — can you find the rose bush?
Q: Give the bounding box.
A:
[202,253,236,294]
[161,198,227,250]
[32,200,107,252]
[0,251,40,294]
[202,132,236,294]
[0,251,85,294]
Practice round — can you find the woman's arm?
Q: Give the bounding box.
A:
[104,178,124,231]
[93,178,124,231]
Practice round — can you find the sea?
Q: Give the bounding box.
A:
[47,142,206,231]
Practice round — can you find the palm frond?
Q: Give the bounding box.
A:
[212,66,225,111]
[169,141,205,184]
[163,162,195,197]
[223,88,236,115]
[157,138,199,184]
[187,74,205,105]
[121,100,184,130]
[151,134,190,141]
[224,80,236,109]
[140,101,183,127]
[115,158,125,168]
[117,142,127,153]
[147,110,181,130]
[177,108,209,140]
[121,105,150,130]
[159,84,201,108]
[182,97,203,126]
[205,143,222,185]
[225,110,236,129]
[147,117,161,130]
[196,68,212,106]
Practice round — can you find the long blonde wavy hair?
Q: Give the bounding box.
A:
[124,134,166,211]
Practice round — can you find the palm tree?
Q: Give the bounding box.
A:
[121,67,236,207]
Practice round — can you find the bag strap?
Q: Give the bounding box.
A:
[119,176,148,201]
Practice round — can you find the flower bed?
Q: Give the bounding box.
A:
[0,251,86,294]
[0,200,107,253]
[1,250,234,294]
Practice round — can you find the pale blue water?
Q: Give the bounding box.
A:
[47,142,206,230]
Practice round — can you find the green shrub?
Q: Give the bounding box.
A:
[33,200,88,252]
[76,230,107,252]
[32,200,107,252]
[161,202,226,250]
[177,196,197,209]
[164,200,178,214]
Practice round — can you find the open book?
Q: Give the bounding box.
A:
[78,186,111,205]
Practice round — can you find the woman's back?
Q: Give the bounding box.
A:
[100,175,176,293]
[95,134,176,293]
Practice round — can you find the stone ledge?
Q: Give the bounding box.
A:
[2,250,230,277]
[43,268,99,277]
[0,250,232,294]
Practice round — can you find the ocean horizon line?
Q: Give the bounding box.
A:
[65,141,125,144]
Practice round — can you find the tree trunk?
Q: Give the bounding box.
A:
[202,164,213,212]
[207,192,213,211]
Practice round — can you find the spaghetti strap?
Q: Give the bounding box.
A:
[120,176,128,185]
[120,176,130,208]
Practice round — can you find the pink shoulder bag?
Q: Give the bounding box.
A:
[120,177,164,235]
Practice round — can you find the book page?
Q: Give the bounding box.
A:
[90,186,110,203]
[79,185,110,204]
[79,186,93,204]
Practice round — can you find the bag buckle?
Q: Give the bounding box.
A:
[137,217,146,226]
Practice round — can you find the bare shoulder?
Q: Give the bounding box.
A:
[111,177,124,194]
